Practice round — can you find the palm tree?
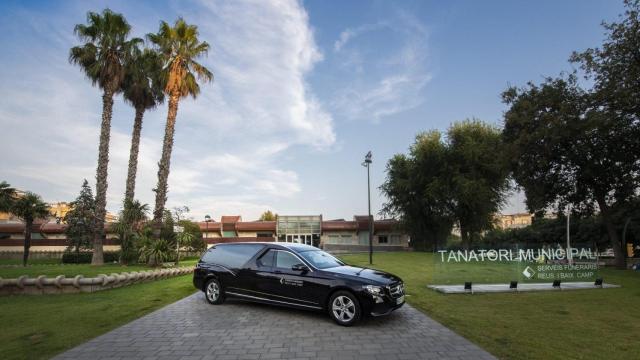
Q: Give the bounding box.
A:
[0,181,16,212]
[69,9,141,265]
[147,19,213,232]
[122,49,165,202]
[113,199,149,264]
[12,192,50,266]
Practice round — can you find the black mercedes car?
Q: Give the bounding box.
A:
[193,242,405,326]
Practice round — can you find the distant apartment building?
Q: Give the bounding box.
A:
[1,201,72,223]
[0,192,117,224]
[494,213,534,230]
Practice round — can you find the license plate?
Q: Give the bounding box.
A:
[396,295,405,304]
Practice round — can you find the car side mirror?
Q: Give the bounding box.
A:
[292,263,309,272]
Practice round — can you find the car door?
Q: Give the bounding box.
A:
[212,244,268,297]
[246,248,280,298]
[267,250,321,308]
[231,248,294,304]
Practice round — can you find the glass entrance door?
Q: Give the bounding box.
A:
[285,234,313,245]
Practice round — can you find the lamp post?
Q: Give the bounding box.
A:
[204,215,211,245]
[362,151,373,265]
[566,206,572,265]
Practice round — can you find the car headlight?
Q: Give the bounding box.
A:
[362,285,383,296]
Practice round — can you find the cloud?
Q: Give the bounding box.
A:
[334,22,385,52]
[331,11,431,122]
[336,74,431,121]
[0,0,334,220]
[183,0,336,150]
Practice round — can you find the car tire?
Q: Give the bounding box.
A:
[204,278,225,305]
[329,290,361,326]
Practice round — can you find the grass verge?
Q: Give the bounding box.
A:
[0,275,195,360]
[0,258,199,278]
[340,252,640,360]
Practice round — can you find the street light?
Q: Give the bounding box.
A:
[362,151,373,265]
[566,206,572,265]
[204,214,211,244]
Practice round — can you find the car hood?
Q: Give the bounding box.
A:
[324,265,402,285]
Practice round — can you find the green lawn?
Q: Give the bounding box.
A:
[2,253,637,360]
[0,258,64,266]
[0,275,196,360]
[340,252,640,360]
[0,258,199,278]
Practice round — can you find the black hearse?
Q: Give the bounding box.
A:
[193,242,405,326]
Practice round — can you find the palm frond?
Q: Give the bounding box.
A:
[147,18,213,99]
[69,8,134,93]
[11,192,49,221]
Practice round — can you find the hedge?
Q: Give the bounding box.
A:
[62,251,121,264]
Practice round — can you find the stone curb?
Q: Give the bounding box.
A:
[0,267,193,295]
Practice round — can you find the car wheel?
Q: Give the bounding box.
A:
[204,278,225,305]
[329,291,361,326]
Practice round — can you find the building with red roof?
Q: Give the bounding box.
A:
[0,214,409,253]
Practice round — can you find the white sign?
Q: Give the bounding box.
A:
[522,266,536,279]
[437,247,595,263]
[173,225,184,233]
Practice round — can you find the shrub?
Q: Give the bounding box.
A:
[138,238,173,266]
[62,251,121,264]
[177,219,205,253]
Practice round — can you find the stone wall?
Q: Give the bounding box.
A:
[0,267,193,296]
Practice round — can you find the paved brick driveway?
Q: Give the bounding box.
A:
[54,292,495,360]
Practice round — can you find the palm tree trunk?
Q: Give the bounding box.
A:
[153,93,180,236]
[125,106,145,202]
[92,89,115,265]
[23,219,32,267]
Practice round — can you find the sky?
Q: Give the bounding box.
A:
[0,0,626,222]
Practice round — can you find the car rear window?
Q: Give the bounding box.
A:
[201,244,265,268]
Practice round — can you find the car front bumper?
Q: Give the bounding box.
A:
[370,300,405,316]
[358,290,405,317]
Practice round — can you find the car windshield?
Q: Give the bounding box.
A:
[298,250,345,269]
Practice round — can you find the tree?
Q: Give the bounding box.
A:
[112,199,149,264]
[570,0,640,119]
[381,122,510,250]
[176,219,205,253]
[502,1,640,269]
[70,9,142,265]
[171,205,190,222]
[502,75,639,269]
[447,120,510,249]
[482,215,608,250]
[12,192,49,266]
[174,219,205,264]
[0,181,16,212]
[122,48,165,202]
[147,19,213,233]
[381,131,455,250]
[259,210,276,221]
[64,180,97,256]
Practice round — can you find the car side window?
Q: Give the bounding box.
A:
[275,251,303,270]
[256,250,275,268]
[200,244,265,269]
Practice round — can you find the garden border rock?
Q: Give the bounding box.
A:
[0,267,193,295]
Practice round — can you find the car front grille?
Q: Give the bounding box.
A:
[387,282,404,298]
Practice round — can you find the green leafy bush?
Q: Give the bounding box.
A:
[62,251,121,264]
[177,219,205,253]
[138,238,173,266]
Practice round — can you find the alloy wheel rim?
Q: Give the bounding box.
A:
[332,295,355,322]
[207,282,219,302]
